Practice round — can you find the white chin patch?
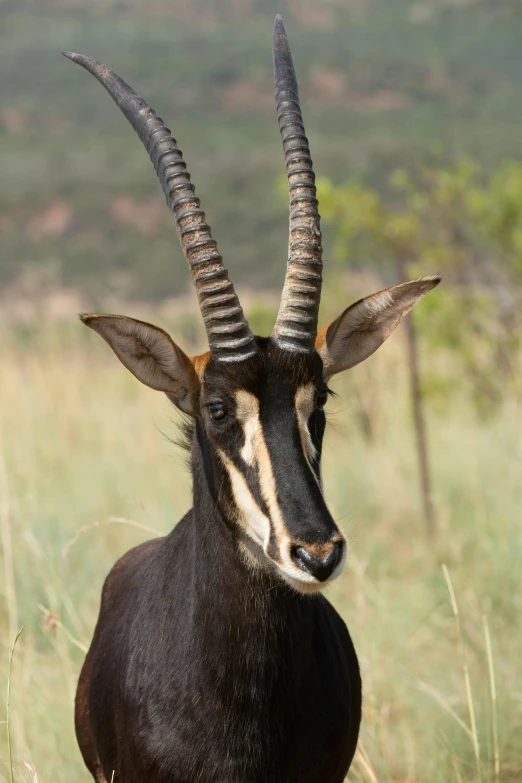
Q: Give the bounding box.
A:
[280,573,326,595]
[275,553,346,594]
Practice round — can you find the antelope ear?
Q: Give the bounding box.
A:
[81,314,199,414]
[316,276,441,380]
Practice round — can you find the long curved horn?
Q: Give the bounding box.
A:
[271,15,322,353]
[63,52,257,362]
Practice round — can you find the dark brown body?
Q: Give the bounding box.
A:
[75,442,361,783]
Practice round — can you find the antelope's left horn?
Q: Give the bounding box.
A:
[63,51,258,363]
[271,15,322,354]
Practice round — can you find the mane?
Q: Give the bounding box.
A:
[162,411,195,460]
[178,416,196,453]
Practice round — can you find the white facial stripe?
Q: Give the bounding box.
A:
[217,448,270,548]
[237,392,261,466]
[294,384,323,492]
[294,384,316,463]
[234,391,287,542]
[234,391,308,578]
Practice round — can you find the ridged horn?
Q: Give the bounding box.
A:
[271,15,322,353]
[62,51,257,362]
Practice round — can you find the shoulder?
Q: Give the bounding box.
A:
[99,508,194,607]
[100,537,164,606]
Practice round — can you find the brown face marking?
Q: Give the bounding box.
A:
[293,539,342,562]
[192,351,211,381]
[314,326,328,355]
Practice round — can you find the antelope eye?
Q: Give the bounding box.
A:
[208,402,227,421]
[316,391,328,409]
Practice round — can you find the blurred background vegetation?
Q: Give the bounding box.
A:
[2,0,522,302]
[0,0,521,781]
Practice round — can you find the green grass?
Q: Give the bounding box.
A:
[0,298,520,781]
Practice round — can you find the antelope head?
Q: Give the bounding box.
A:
[64,17,440,594]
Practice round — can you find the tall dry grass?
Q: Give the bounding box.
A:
[0,310,520,782]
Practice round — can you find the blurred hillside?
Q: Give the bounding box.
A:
[2,0,522,303]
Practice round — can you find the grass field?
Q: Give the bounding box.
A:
[0,301,520,782]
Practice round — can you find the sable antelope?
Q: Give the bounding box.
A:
[65,16,440,783]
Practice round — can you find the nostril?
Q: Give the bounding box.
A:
[291,541,343,582]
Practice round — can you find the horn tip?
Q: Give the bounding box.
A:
[62,50,100,72]
[62,51,80,61]
[273,14,287,38]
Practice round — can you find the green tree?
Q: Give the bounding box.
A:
[318,159,522,536]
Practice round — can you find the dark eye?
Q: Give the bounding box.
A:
[208,402,227,421]
[316,391,328,409]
